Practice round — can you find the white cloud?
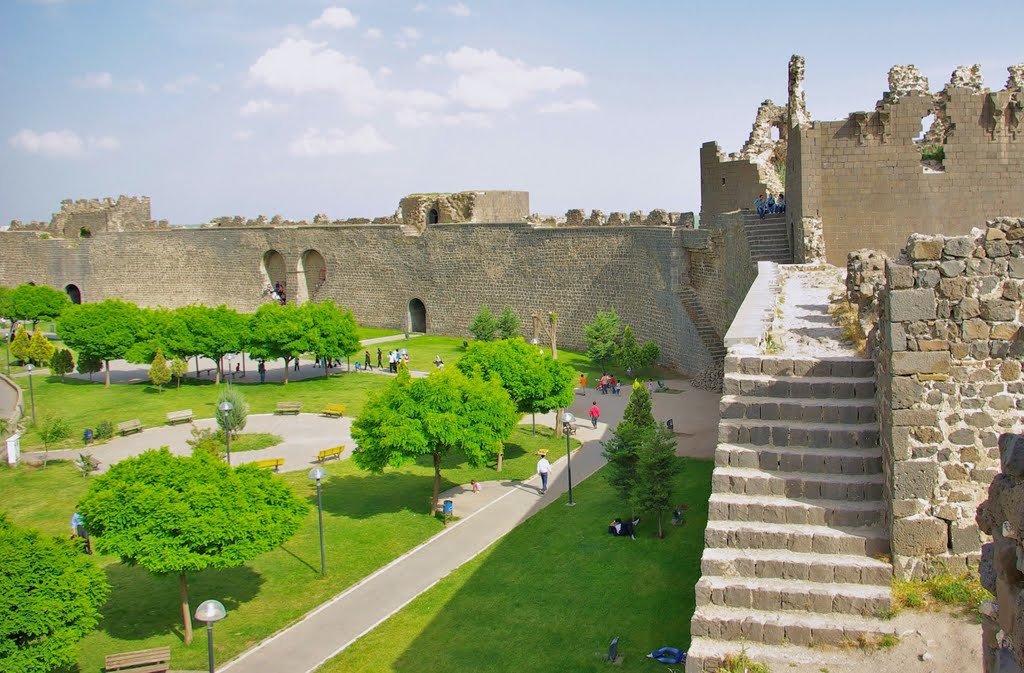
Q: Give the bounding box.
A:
[537,98,598,114]
[377,66,393,77]
[288,125,394,156]
[395,108,491,128]
[394,26,421,48]
[9,129,119,158]
[73,72,113,89]
[444,47,586,110]
[233,130,254,141]
[418,53,440,66]
[239,99,287,116]
[364,27,382,39]
[249,38,379,111]
[163,74,217,94]
[310,7,358,30]
[447,3,471,16]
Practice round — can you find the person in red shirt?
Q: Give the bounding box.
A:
[589,401,601,428]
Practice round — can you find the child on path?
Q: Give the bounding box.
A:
[471,479,481,493]
[579,373,588,395]
[589,401,601,428]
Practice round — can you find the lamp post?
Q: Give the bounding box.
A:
[4,328,10,376]
[26,363,36,427]
[562,411,576,506]
[308,466,328,575]
[226,354,234,387]
[530,338,541,435]
[218,401,233,465]
[194,599,227,673]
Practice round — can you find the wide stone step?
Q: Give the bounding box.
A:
[691,605,896,647]
[684,637,880,673]
[720,395,876,424]
[712,466,884,501]
[695,576,892,617]
[704,520,889,556]
[700,547,892,586]
[723,373,875,399]
[715,444,883,475]
[708,492,884,527]
[725,355,875,378]
[718,418,880,449]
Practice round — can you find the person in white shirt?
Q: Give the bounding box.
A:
[537,455,551,493]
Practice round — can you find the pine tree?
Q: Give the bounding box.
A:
[601,381,656,507]
[631,425,680,538]
[468,306,498,341]
[616,324,642,371]
[50,348,74,381]
[10,325,30,364]
[496,306,521,340]
[28,327,55,366]
[148,348,171,392]
[170,357,189,389]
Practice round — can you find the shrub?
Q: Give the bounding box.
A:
[717,647,770,673]
[94,420,114,440]
[215,386,249,436]
[921,144,945,163]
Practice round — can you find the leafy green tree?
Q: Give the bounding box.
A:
[28,327,55,366]
[631,426,680,538]
[10,283,71,327]
[76,353,103,380]
[584,309,621,364]
[602,381,655,507]
[496,306,521,340]
[174,306,244,384]
[148,347,171,392]
[50,348,74,381]
[77,448,309,645]
[456,338,574,460]
[247,303,310,384]
[38,416,71,465]
[125,307,172,365]
[59,299,143,387]
[639,340,661,368]
[617,324,642,372]
[0,514,110,673]
[468,306,498,342]
[304,300,360,368]
[215,386,249,436]
[352,367,517,513]
[9,325,30,364]
[170,356,189,389]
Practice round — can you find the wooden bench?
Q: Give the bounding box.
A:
[317,446,344,463]
[253,457,285,471]
[104,646,171,673]
[276,402,302,415]
[321,404,346,417]
[116,419,142,436]
[165,409,193,425]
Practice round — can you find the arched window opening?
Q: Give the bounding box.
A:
[409,298,426,333]
[262,250,288,304]
[427,208,439,225]
[65,284,82,304]
[301,249,327,301]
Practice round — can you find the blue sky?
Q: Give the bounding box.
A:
[1,0,1019,225]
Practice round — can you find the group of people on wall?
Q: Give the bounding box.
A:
[753,193,785,219]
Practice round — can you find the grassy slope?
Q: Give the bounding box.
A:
[318,458,713,673]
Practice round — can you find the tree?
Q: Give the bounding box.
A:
[602,381,656,507]
[456,338,574,463]
[38,416,71,466]
[28,327,55,366]
[170,356,189,389]
[639,340,660,368]
[9,325,29,364]
[59,299,143,387]
[617,324,643,372]
[352,367,517,514]
[77,448,308,645]
[247,303,310,384]
[584,309,621,365]
[76,353,103,381]
[304,300,360,369]
[148,348,171,392]
[50,348,74,381]
[215,386,248,436]
[468,306,498,342]
[0,514,109,673]
[10,283,71,327]
[631,426,680,538]
[125,307,172,365]
[496,306,521,340]
[174,306,244,384]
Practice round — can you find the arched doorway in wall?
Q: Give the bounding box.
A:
[300,249,327,302]
[427,208,439,225]
[262,250,288,302]
[408,298,426,333]
[64,284,82,304]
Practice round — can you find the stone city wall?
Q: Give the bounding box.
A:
[0,220,746,374]
[699,141,772,224]
[8,196,161,238]
[869,218,1024,579]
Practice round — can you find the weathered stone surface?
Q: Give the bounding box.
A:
[891,376,924,409]
[889,288,937,321]
[892,351,951,375]
[893,461,940,499]
[907,238,943,261]
[892,516,947,556]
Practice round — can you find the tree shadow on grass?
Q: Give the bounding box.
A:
[315,471,441,519]
[98,563,264,641]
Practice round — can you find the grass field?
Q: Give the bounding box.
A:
[0,425,574,672]
[319,457,713,673]
[355,326,405,340]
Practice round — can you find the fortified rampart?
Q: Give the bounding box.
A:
[8,195,164,238]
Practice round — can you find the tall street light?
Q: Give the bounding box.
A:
[308,466,328,575]
[226,354,234,386]
[4,328,10,376]
[194,599,227,673]
[25,363,36,427]
[218,401,233,465]
[562,411,576,506]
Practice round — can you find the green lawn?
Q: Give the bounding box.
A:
[226,432,283,453]
[356,326,405,340]
[0,425,573,672]
[318,458,713,673]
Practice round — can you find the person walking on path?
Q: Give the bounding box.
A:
[257,361,266,383]
[589,401,601,428]
[537,454,551,493]
[364,350,372,370]
[377,348,383,369]
[579,373,588,395]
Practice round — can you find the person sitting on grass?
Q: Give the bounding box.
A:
[608,517,641,540]
[671,503,688,526]
[647,646,686,665]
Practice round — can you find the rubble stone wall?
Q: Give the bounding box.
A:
[874,218,1024,579]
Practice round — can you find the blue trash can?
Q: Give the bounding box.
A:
[443,500,453,516]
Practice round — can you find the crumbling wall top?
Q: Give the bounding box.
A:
[948,64,984,92]
[887,64,930,100]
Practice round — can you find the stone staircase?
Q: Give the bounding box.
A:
[686,354,894,673]
[677,286,728,360]
[740,211,792,264]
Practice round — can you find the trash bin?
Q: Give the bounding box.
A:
[443,500,453,516]
[83,429,93,445]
